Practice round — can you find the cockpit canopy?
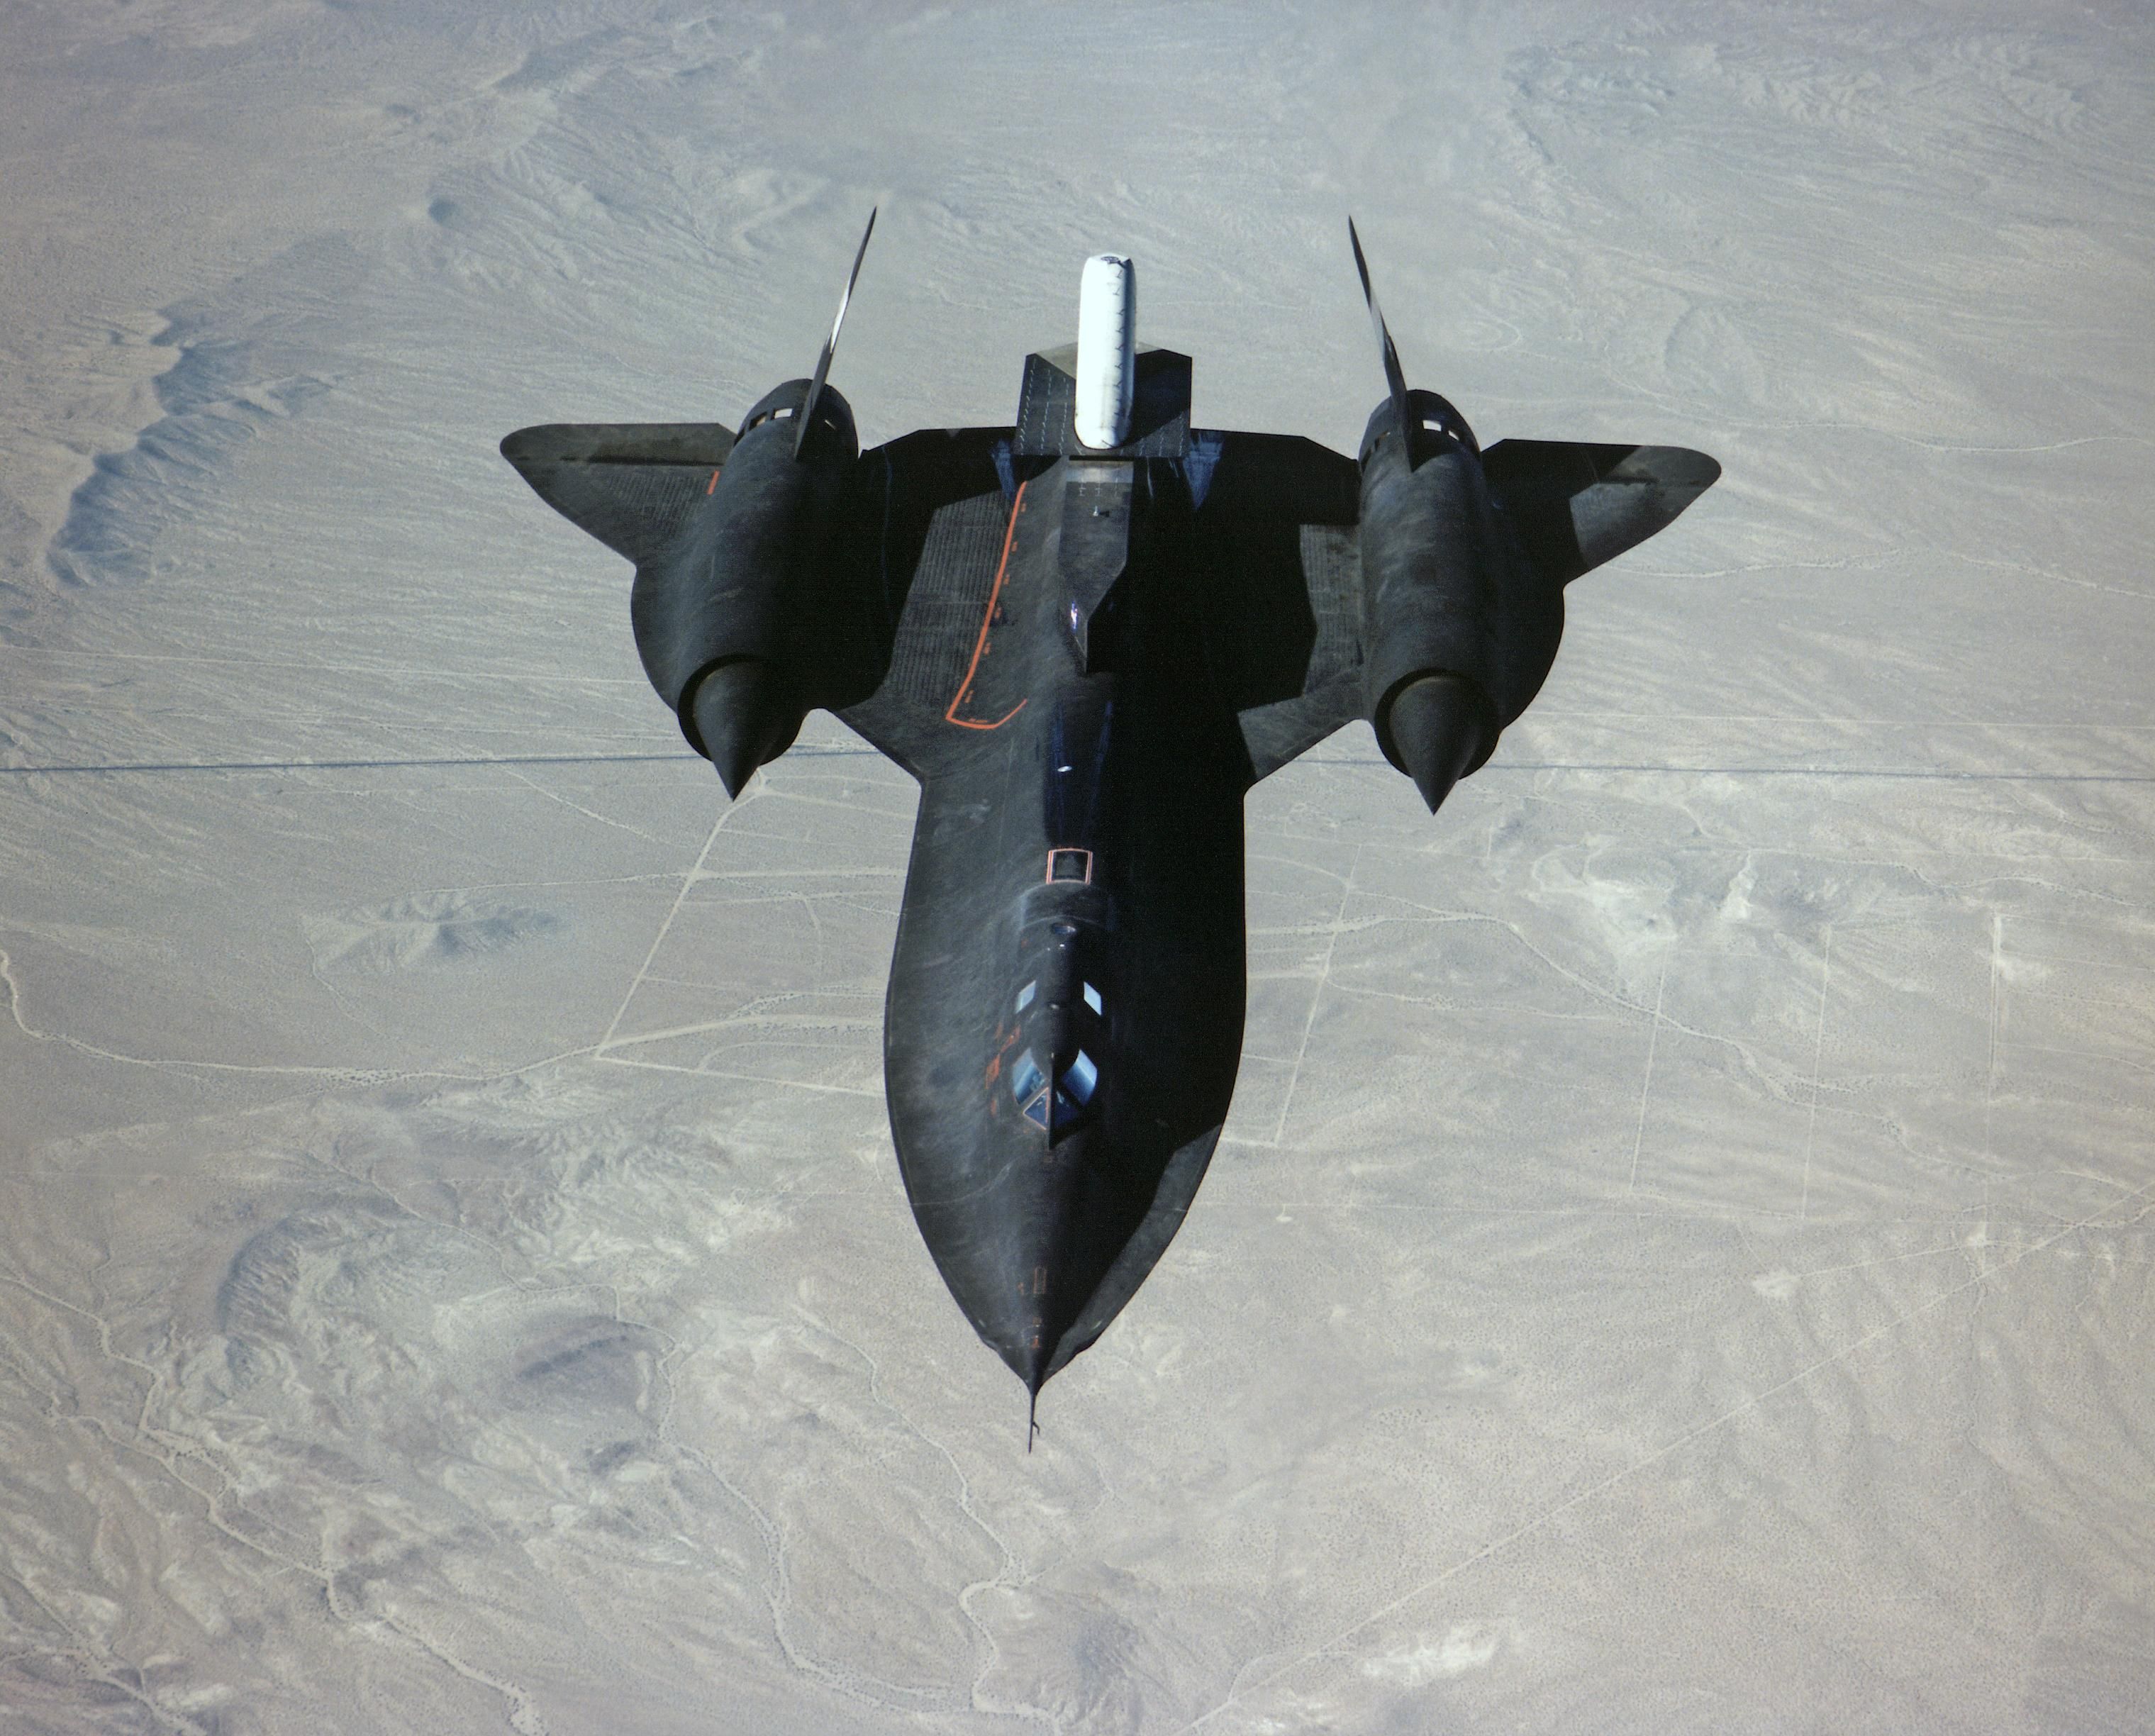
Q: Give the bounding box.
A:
[1009,962,1106,1134]
[1008,879,1108,1135]
[1011,1044,1100,1131]
[1015,976,1103,1018]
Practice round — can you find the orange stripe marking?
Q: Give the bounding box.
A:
[706,468,720,495]
[945,482,1030,730]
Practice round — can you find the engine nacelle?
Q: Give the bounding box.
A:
[630,377,858,795]
[1356,388,1504,813]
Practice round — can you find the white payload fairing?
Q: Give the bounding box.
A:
[1071,253,1136,450]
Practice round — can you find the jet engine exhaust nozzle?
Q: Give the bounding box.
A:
[691,658,802,799]
[1380,672,1497,814]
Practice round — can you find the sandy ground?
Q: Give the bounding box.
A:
[2,2,2152,1730]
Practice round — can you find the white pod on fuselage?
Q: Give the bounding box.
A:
[1073,254,1136,450]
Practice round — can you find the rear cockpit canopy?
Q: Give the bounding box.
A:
[1015,1050,1099,1132]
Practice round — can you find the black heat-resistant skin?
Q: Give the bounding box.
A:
[501,340,1719,1401]
[630,378,857,758]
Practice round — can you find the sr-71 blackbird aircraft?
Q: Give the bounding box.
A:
[503,217,1718,1433]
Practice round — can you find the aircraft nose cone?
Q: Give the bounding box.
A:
[934,1125,1123,1401]
[1384,672,1497,813]
[966,1296,1063,1436]
[981,1256,1073,1393]
[691,659,801,798]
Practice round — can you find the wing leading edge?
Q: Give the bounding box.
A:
[1482,440,1722,586]
[501,423,1719,793]
[1181,434,1722,786]
[500,422,735,567]
[1188,432,1366,782]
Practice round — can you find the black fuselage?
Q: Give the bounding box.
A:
[501,300,1720,1416]
[880,455,1248,1393]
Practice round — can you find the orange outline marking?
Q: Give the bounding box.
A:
[1043,847,1093,885]
[945,482,1030,730]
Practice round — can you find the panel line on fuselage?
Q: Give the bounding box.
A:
[945,479,1032,730]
